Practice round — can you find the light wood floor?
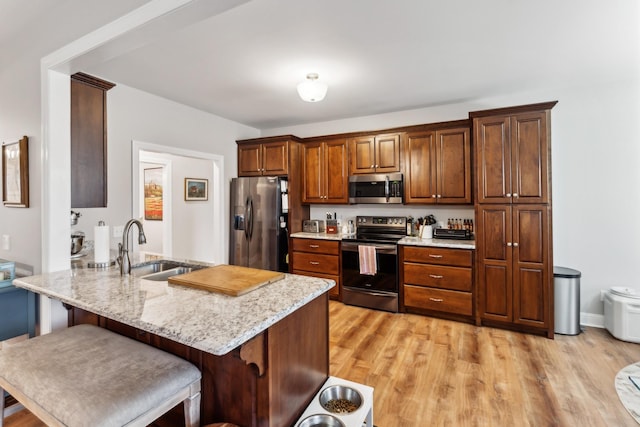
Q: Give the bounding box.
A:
[5,301,640,426]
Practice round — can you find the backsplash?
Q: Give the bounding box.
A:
[309,205,474,231]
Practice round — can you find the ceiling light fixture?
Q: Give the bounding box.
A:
[297,73,328,102]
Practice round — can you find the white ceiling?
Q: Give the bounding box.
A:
[5,0,640,130]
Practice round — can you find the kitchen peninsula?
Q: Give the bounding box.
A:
[13,258,334,427]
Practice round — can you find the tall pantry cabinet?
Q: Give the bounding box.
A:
[471,101,557,338]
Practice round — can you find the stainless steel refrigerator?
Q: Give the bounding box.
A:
[229,177,289,272]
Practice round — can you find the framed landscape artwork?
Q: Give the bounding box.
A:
[2,136,29,208]
[185,178,208,201]
[144,167,163,220]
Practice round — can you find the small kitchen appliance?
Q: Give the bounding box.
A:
[303,220,326,233]
[433,228,473,240]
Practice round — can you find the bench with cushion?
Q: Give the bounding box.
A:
[0,324,201,427]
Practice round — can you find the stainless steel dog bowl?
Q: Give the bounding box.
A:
[319,385,363,414]
[297,414,345,427]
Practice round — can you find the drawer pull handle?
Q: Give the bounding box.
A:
[309,244,320,248]
[429,297,444,302]
[428,254,443,258]
[429,274,443,279]
[309,261,320,265]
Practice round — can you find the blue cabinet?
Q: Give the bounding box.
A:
[0,285,37,340]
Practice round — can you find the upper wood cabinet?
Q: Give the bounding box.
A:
[348,133,401,175]
[474,108,552,204]
[238,140,288,176]
[404,126,471,204]
[71,73,115,208]
[301,139,348,204]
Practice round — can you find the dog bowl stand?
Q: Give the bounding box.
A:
[295,376,374,427]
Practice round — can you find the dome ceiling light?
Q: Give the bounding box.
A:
[297,73,328,102]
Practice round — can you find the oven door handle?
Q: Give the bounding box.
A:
[343,287,397,298]
[341,241,397,254]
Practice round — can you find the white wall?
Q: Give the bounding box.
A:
[76,83,259,264]
[263,76,640,324]
[0,1,151,274]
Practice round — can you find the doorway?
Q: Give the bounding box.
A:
[132,140,225,264]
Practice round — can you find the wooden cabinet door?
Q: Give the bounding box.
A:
[301,142,324,203]
[477,205,513,322]
[436,127,471,204]
[375,133,401,173]
[511,112,549,204]
[474,115,511,204]
[238,143,263,176]
[262,141,288,176]
[348,136,376,174]
[324,139,349,203]
[512,205,550,328]
[404,131,437,203]
[71,76,113,208]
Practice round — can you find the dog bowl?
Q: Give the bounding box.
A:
[297,414,345,427]
[319,385,362,414]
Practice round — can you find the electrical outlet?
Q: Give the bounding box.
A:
[1,235,10,251]
[113,226,124,238]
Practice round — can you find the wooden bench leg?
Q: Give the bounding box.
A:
[184,391,201,427]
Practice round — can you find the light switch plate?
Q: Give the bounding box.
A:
[113,226,124,238]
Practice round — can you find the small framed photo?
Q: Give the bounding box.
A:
[185,178,208,201]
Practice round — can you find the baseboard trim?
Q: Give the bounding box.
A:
[581,312,604,328]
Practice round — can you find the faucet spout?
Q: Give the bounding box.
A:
[117,219,147,276]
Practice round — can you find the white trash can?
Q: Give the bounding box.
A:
[604,287,640,343]
[554,266,581,335]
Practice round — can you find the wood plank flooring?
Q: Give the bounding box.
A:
[4,300,640,426]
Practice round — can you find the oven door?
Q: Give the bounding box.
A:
[341,241,399,312]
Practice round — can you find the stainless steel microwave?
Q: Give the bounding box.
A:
[348,173,403,204]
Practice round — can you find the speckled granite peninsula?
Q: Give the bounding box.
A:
[13,256,334,426]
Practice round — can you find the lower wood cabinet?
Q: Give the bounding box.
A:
[400,245,474,320]
[476,204,552,336]
[291,238,341,300]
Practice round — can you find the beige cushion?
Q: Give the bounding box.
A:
[0,324,201,427]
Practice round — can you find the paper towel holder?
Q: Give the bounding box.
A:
[88,220,115,269]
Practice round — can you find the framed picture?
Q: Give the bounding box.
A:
[2,136,29,208]
[144,167,163,220]
[185,178,208,201]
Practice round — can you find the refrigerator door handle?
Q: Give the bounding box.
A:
[244,197,251,240]
[247,197,254,240]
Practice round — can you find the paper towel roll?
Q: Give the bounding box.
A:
[94,224,110,264]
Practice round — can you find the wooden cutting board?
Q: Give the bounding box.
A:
[167,264,285,296]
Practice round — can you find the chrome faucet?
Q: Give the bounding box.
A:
[117,219,147,276]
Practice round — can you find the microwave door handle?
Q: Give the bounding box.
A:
[385,175,390,202]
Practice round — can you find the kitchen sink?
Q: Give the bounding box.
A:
[131,261,205,281]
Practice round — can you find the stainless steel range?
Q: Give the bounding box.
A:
[341,216,406,312]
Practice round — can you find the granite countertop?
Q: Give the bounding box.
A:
[13,254,334,356]
[291,232,475,249]
[290,232,348,241]
[398,236,476,250]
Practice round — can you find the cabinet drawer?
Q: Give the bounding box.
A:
[404,263,472,291]
[292,270,340,298]
[291,238,340,255]
[291,252,339,275]
[403,246,472,267]
[404,285,472,316]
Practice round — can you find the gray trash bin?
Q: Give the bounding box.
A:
[554,266,581,335]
